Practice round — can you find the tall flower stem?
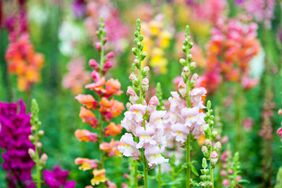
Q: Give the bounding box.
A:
[210,165,214,188]
[142,150,149,188]
[186,134,191,188]
[157,165,162,188]
[35,149,42,188]
[130,158,138,188]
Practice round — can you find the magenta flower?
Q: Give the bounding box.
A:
[43,166,76,188]
[0,100,35,188]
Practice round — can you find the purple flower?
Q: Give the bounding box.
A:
[43,166,76,188]
[0,100,35,188]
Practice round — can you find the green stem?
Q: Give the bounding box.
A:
[157,165,162,188]
[186,134,191,188]
[35,148,41,188]
[210,165,214,188]
[142,150,149,188]
[130,158,138,188]
[99,44,105,75]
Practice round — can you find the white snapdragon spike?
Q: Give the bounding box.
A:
[119,95,169,166]
[164,82,208,143]
[118,133,140,159]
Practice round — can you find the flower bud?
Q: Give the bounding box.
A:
[222,179,230,186]
[201,146,208,155]
[40,153,48,164]
[214,142,221,150]
[103,60,113,73]
[278,109,282,115]
[106,52,115,59]
[129,73,137,81]
[28,148,35,157]
[29,135,34,141]
[36,142,42,148]
[204,139,212,146]
[210,151,218,165]
[38,130,44,136]
[143,66,150,72]
[91,71,100,82]
[89,59,99,70]
[95,42,101,51]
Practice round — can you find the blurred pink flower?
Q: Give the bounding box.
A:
[63,57,90,95]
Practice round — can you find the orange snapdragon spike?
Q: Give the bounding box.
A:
[104,123,122,137]
[5,34,44,91]
[75,158,98,171]
[75,94,97,109]
[75,129,98,142]
[91,169,107,185]
[100,140,121,157]
[99,98,124,121]
[79,107,98,127]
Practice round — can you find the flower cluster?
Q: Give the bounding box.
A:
[119,19,168,168]
[62,57,90,95]
[199,18,260,93]
[74,20,124,187]
[0,100,35,187]
[84,0,128,52]
[5,34,44,92]
[43,166,75,188]
[142,15,173,74]
[3,0,44,92]
[164,26,207,144]
[236,0,275,28]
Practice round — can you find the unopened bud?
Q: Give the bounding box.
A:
[38,130,44,136]
[28,148,35,157]
[36,142,42,148]
[29,135,34,141]
[95,42,101,51]
[201,146,208,155]
[40,153,48,164]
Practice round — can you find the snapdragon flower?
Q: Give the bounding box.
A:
[119,20,168,169]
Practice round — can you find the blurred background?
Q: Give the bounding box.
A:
[0,0,282,187]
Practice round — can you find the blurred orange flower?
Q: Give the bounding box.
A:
[79,107,98,127]
[75,158,98,171]
[104,123,122,137]
[75,129,98,142]
[100,140,121,157]
[75,94,97,109]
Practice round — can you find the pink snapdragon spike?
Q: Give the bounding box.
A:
[62,57,90,95]
[199,18,261,93]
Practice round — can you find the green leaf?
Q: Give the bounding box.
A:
[190,163,199,176]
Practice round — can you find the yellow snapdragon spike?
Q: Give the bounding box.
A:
[149,20,162,36]
[160,31,172,49]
